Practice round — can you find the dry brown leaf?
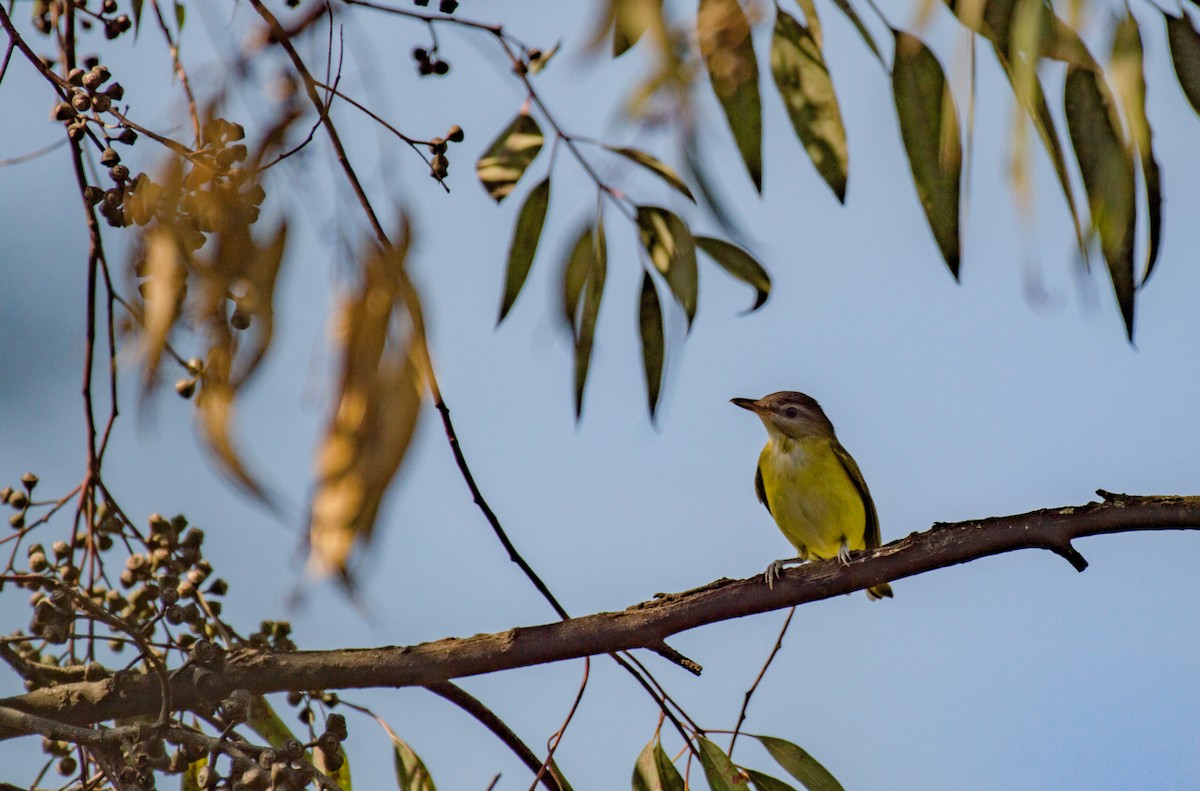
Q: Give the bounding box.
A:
[308,228,424,579]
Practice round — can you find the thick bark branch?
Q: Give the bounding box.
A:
[2,492,1196,739]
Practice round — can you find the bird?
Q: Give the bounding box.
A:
[732,391,893,600]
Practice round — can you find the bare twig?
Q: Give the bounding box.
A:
[728,606,795,756]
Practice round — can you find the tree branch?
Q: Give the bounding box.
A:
[1,492,1196,738]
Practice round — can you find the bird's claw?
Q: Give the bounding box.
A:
[837,541,852,566]
[764,561,785,590]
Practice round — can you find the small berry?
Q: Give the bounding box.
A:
[447,124,464,142]
[99,147,120,166]
[71,92,92,112]
[439,0,458,12]
[53,102,76,121]
[432,60,450,75]
[175,378,196,399]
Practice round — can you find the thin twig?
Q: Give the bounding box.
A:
[729,606,795,756]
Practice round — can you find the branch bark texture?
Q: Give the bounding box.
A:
[2,492,1196,739]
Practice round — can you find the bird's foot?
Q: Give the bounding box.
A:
[763,557,804,589]
[837,539,852,566]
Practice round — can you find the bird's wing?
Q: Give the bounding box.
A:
[832,441,880,549]
[754,463,772,516]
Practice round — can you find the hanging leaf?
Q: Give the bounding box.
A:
[635,206,698,325]
[638,272,665,419]
[944,0,1094,66]
[308,229,425,578]
[826,0,883,64]
[498,177,551,323]
[694,235,770,310]
[770,8,849,202]
[174,0,185,33]
[476,112,544,202]
[892,31,962,279]
[754,736,846,791]
[1166,11,1200,116]
[393,737,437,791]
[1111,14,1162,285]
[696,736,745,791]
[631,735,685,791]
[561,225,594,331]
[991,44,1086,255]
[574,221,607,418]
[697,0,763,191]
[605,145,696,202]
[607,0,667,56]
[1064,65,1136,340]
[746,769,801,791]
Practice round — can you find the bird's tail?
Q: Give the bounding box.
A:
[866,583,893,601]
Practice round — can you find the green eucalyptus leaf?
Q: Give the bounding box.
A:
[1064,65,1136,340]
[991,43,1086,255]
[754,736,845,791]
[638,272,665,419]
[694,235,769,310]
[635,206,698,326]
[698,0,763,191]
[632,736,685,791]
[247,695,298,748]
[1166,11,1200,116]
[696,736,744,791]
[562,225,594,330]
[1111,14,1162,285]
[771,8,849,202]
[746,769,800,791]
[498,177,551,323]
[574,221,607,418]
[607,146,696,202]
[393,737,437,791]
[892,31,962,279]
[476,112,544,202]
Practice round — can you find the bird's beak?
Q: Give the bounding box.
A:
[731,397,762,413]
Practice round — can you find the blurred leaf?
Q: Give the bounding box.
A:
[527,42,560,75]
[499,177,552,323]
[1064,66,1136,339]
[476,112,543,202]
[175,0,185,32]
[892,31,962,279]
[137,226,188,388]
[561,225,594,331]
[393,737,437,791]
[694,235,769,310]
[574,220,607,418]
[745,770,800,791]
[1111,13,1162,285]
[632,736,684,791]
[247,695,298,749]
[991,44,1086,255]
[196,343,272,503]
[607,0,666,56]
[944,0,1094,66]
[636,206,698,325]
[1166,12,1200,116]
[825,0,883,63]
[696,736,745,791]
[606,146,696,202]
[132,0,144,32]
[770,8,849,202]
[697,0,763,191]
[754,736,845,791]
[637,272,665,419]
[308,225,424,578]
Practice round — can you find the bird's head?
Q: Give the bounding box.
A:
[731,391,836,442]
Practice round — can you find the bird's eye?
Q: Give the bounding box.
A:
[784,407,799,419]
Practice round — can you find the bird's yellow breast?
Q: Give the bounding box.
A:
[757,435,867,559]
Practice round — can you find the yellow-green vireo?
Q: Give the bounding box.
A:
[732,391,893,600]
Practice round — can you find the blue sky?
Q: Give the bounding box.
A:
[2,1,1199,789]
